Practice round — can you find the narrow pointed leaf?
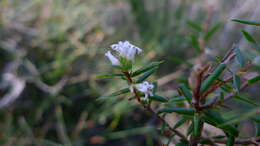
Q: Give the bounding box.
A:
[136,69,156,83]
[158,107,195,116]
[219,108,260,129]
[170,96,189,103]
[203,110,238,136]
[234,95,259,107]
[248,75,260,85]
[232,19,260,26]
[186,122,193,136]
[179,84,192,104]
[131,61,163,77]
[96,73,124,78]
[201,63,226,93]
[193,113,202,137]
[241,30,257,43]
[173,118,188,129]
[101,88,130,98]
[149,94,168,102]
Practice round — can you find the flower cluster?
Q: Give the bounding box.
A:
[105,41,142,65]
[130,81,154,101]
[105,41,154,101]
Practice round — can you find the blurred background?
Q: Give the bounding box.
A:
[0,0,259,145]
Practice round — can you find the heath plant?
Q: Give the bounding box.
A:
[99,19,260,146]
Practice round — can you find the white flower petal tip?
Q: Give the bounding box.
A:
[105,51,120,66]
[110,41,143,61]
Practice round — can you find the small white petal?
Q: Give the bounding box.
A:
[105,51,120,65]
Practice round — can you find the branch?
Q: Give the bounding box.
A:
[123,71,188,142]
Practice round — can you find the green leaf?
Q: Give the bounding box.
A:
[173,118,188,129]
[232,74,240,92]
[186,122,193,136]
[131,61,163,77]
[136,69,156,83]
[234,95,259,107]
[158,107,195,116]
[204,23,221,41]
[187,20,203,32]
[96,73,124,78]
[200,63,226,93]
[179,84,192,104]
[170,96,188,103]
[149,94,168,102]
[232,19,260,26]
[248,75,260,85]
[241,30,257,43]
[101,88,130,98]
[203,110,238,136]
[219,108,259,127]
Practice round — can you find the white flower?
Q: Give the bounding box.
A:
[133,81,154,100]
[105,51,120,66]
[111,41,142,61]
